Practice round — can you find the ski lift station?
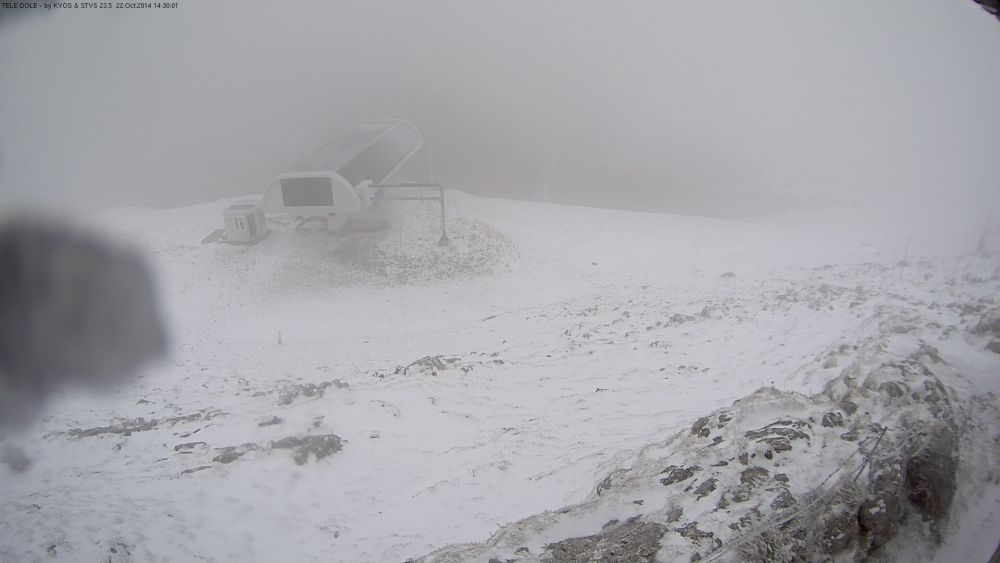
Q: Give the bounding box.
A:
[263,119,424,230]
[211,119,449,245]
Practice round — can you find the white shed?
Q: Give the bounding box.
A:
[222,200,269,244]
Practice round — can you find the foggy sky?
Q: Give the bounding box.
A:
[1,1,999,217]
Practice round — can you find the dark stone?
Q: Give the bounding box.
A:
[987,340,1000,354]
[173,441,207,452]
[675,522,714,543]
[660,465,698,486]
[545,519,668,562]
[738,452,749,465]
[691,416,711,438]
[820,505,859,555]
[761,437,793,453]
[693,478,717,499]
[740,466,770,486]
[272,434,344,465]
[972,309,1000,338]
[904,423,958,541]
[730,486,752,503]
[821,411,844,428]
[770,490,796,510]
[664,505,683,523]
[858,459,905,552]
[878,381,908,399]
[745,422,810,443]
[213,442,258,464]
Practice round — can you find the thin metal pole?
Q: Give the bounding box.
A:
[438,187,449,246]
[899,237,911,281]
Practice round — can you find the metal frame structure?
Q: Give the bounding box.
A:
[372,182,449,246]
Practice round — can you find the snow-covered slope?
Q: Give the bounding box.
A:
[0,192,997,562]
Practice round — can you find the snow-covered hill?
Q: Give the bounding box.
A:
[1,192,997,562]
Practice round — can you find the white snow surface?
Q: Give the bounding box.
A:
[1,191,998,562]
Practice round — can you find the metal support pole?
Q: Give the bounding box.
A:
[438,187,449,246]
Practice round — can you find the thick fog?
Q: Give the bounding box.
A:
[1,1,999,219]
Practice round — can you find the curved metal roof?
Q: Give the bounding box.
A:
[288,119,423,187]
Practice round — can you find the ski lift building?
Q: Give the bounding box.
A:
[263,119,423,229]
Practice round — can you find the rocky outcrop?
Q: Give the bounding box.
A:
[419,346,967,563]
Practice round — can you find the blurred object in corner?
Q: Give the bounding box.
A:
[0,218,168,428]
[974,0,1000,21]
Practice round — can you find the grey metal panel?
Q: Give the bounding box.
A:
[280,177,335,206]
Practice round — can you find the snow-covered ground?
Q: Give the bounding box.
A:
[1,192,997,562]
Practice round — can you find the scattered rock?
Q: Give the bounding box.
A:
[693,478,717,500]
[740,466,769,486]
[691,417,711,438]
[272,434,344,465]
[904,422,958,541]
[278,381,336,405]
[821,411,844,428]
[820,505,859,554]
[858,458,905,553]
[213,443,258,464]
[675,522,714,543]
[545,518,668,563]
[769,490,796,510]
[660,465,698,486]
[972,309,1000,338]
[173,441,207,452]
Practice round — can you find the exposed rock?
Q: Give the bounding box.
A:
[820,505,859,554]
[972,308,1000,338]
[63,410,220,438]
[821,411,844,428]
[173,441,207,452]
[858,458,905,553]
[213,443,258,464]
[693,478,717,500]
[660,465,698,486]
[691,417,711,438]
[675,522,714,543]
[66,417,158,438]
[272,434,344,465]
[277,381,335,405]
[878,380,908,399]
[740,466,770,486]
[904,422,958,541]
[545,518,668,563]
[769,490,796,510]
